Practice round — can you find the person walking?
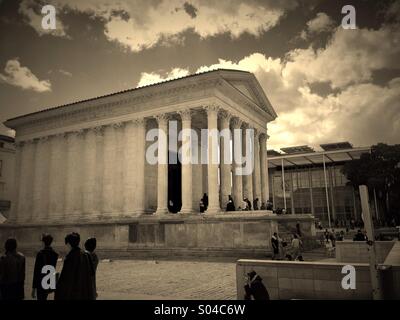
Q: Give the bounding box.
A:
[291,234,302,260]
[32,234,59,301]
[253,198,259,210]
[0,238,25,300]
[271,232,279,260]
[55,232,95,300]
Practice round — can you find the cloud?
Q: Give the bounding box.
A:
[0,59,52,92]
[59,69,72,77]
[137,21,400,150]
[137,68,190,87]
[19,0,295,51]
[300,12,335,40]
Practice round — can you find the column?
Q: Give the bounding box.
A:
[219,111,232,209]
[231,117,243,209]
[123,120,138,214]
[252,129,262,207]
[179,110,194,214]
[205,105,220,213]
[242,124,254,208]
[33,137,50,222]
[11,142,22,223]
[102,124,117,215]
[135,118,146,214]
[260,132,269,204]
[64,130,83,219]
[19,140,35,222]
[48,133,66,221]
[83,128,98,216]
[155,114,169,214]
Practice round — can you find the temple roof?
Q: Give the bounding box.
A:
[5,68,277,128]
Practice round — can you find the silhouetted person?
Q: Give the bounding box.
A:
[253,198,259,210]
[32,234,59,300]
[266,199,273,210]
[353,230,366,241]
[84,238,99,299]
[244,271,269,300]
[55,232,95,300]
[202,193,208,211]
[226,195,235,211]
[245,198,252,210]
[0,238,25,300]
[199,200,205,213]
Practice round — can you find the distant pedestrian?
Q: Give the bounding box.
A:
[353,229,366,241]
[55,232,95,300]
[226,195,235,211]
[291,234,302,260]
[242,199,248,211]
[201,193,208,211]
[0,238,25,300]
[245,198,252,210]
[253,198,259,210]
[199,200,205,213]
[271,232,279,260]
[244,271,269,300]
[32,234,59,301]
[84,238,99,299]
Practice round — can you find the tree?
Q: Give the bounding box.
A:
[342,143,400,224]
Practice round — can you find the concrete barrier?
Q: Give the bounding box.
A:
[336,241,395,263]
[236,259,372,300]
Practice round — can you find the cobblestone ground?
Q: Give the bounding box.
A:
[24,257,237,300]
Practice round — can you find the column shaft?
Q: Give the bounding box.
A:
[102,125,116,214]
[205,106,220,213]
[123,121,138,214]
[242,125,254,207]
[252,131,262,207]
[135,119,146,214]
[219,112,231,209]
[83,129,97,216]
[155,115,169,214]
[179,110,194,214]
[232,118,243,209]
[260,133,269,203]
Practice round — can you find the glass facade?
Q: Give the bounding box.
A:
[270,164,361,226]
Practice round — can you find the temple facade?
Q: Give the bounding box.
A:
[5,69,277,225]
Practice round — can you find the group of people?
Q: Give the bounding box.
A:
[271,232,303,261]
[225,196,273,212]
[0,232,99,300]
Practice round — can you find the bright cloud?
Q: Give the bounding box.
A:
[136,23,400,150]
[137,68,190,87]
[300,12,335,40]
[19,0,295,51]
[0,59,52,92]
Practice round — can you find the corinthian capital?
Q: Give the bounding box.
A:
[203,104,220,115]
[154,113,169,124]
[177,109,192,121]
[231,117,243,129]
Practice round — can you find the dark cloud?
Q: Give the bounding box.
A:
[183,2,198,19]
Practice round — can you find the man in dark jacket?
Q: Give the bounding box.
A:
[226,195,235,211]
[0,238,26,300]
[244,271,269,300]
[32,234,59,300]
[271,232,279,260]
[55,232,95,300]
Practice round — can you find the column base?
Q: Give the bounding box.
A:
[205,206,221,214]
[154,208,169,215]
[179,207,196,214]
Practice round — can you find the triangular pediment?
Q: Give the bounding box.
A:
[227,80,260,104]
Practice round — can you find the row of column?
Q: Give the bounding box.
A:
[13,119,147,223]
[152,106,269,215]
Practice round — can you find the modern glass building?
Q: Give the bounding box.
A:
[267,142,372,227]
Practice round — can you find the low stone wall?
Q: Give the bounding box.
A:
[381,241,400,299]
[336,241,395,263]
[0,212,315,258]
[236,259,372,300]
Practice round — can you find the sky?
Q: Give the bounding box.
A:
[0,0,399,151]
